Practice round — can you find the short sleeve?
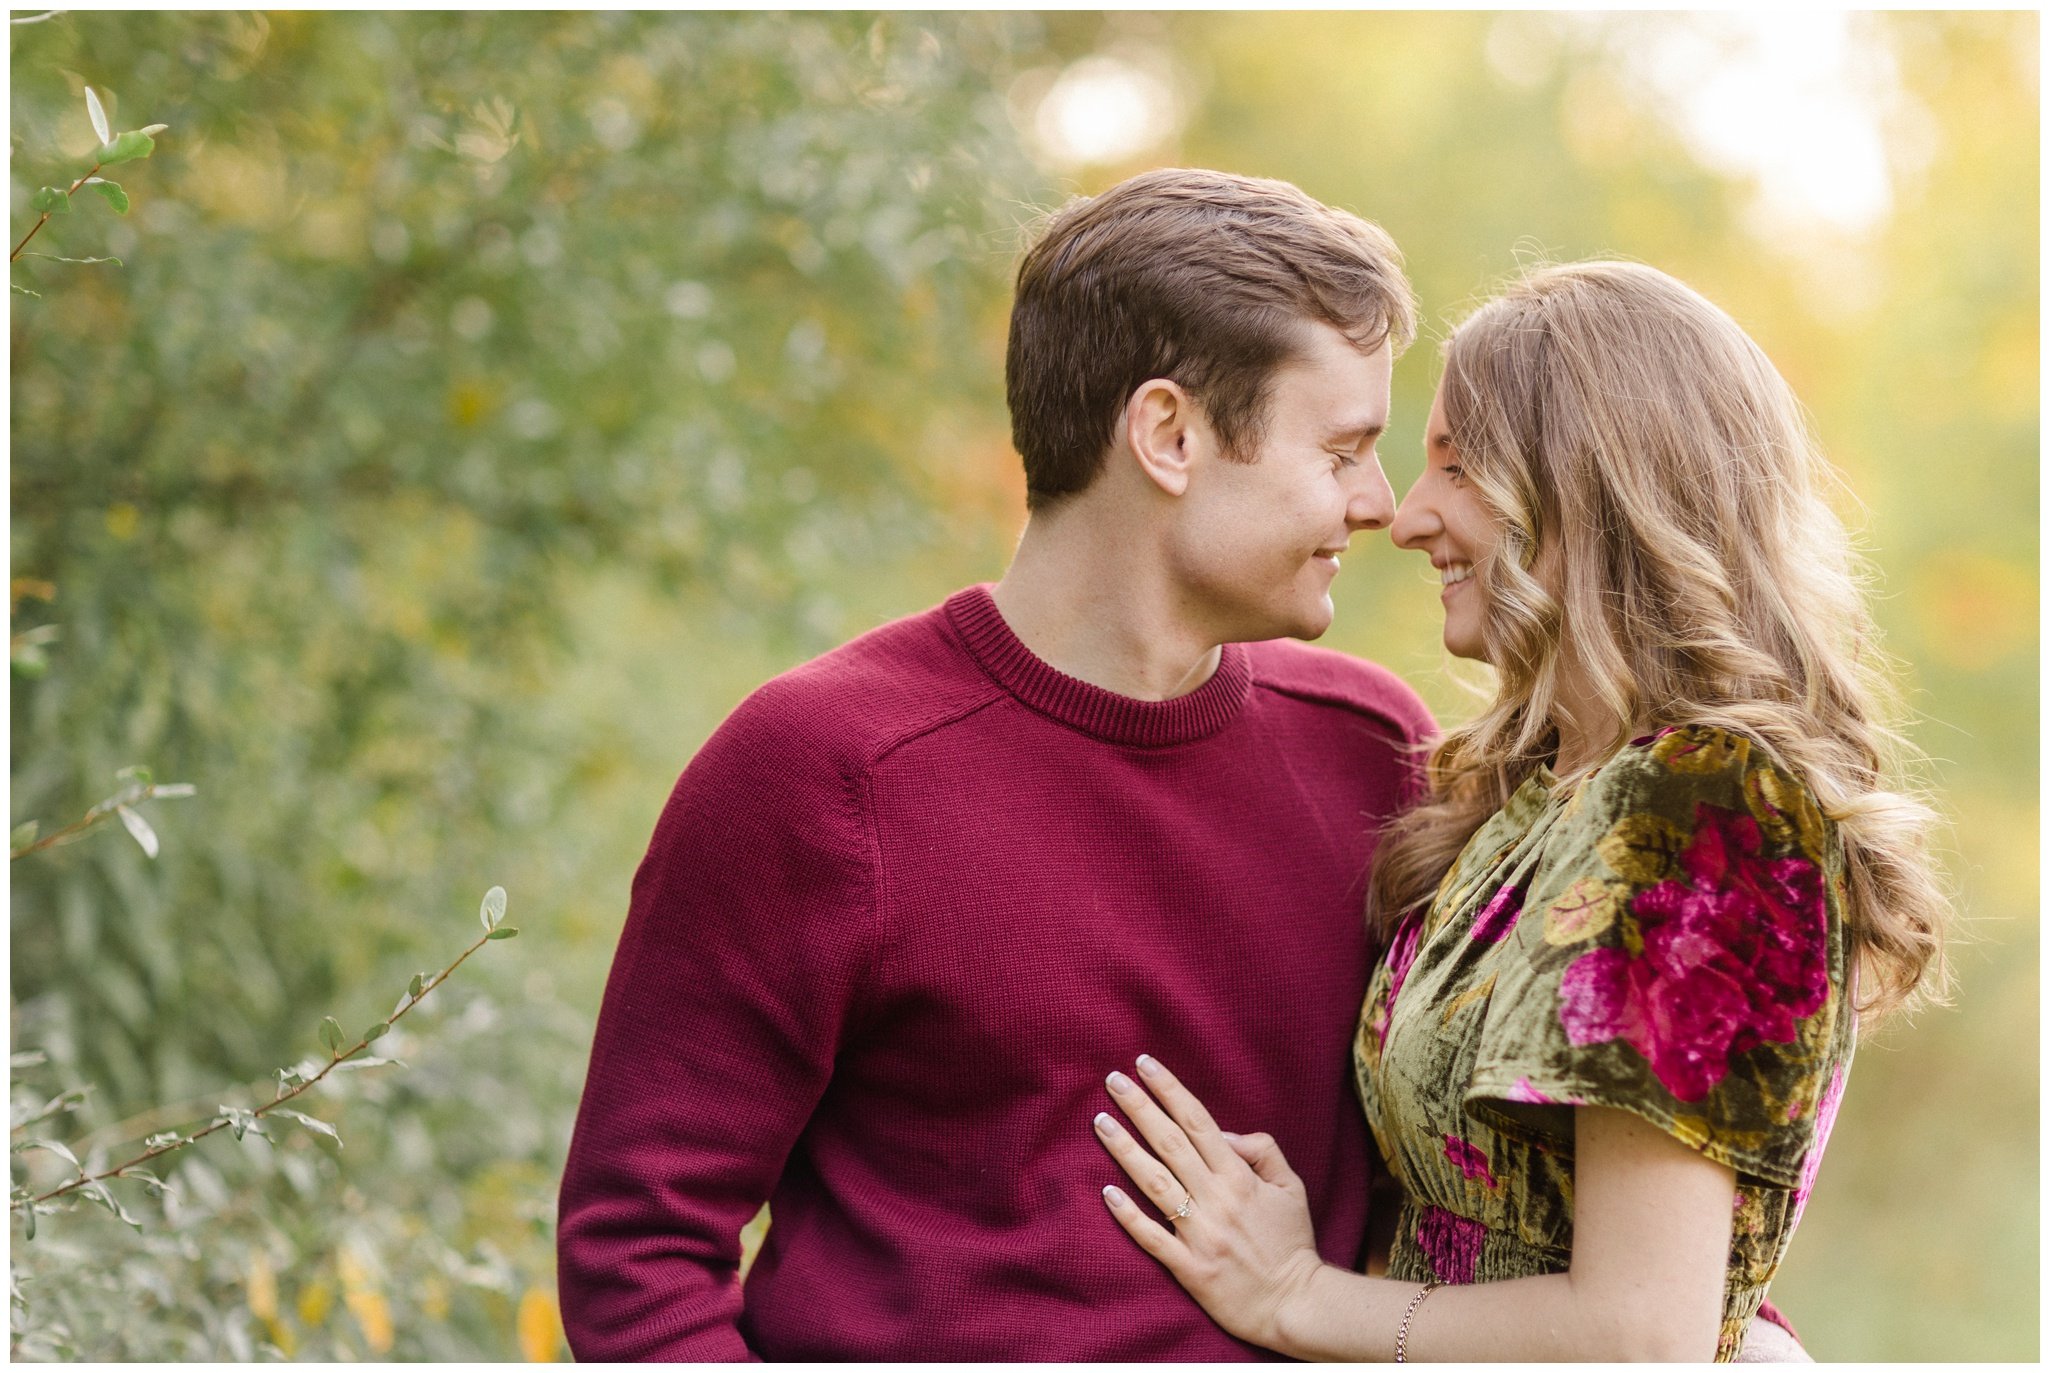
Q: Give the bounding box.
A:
[1465,726,1847,1189]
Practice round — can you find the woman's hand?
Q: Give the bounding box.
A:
[1094,1055,1332,1351]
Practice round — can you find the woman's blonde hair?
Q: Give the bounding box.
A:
[1367,261,1950,1021]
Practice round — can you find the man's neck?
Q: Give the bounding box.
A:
[990,505,1224,702]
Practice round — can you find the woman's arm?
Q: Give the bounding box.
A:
[1097,1057,1733,1362]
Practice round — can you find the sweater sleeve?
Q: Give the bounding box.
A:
[556,682,880,1361]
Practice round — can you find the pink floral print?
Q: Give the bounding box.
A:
[1442,1134,1498,1188]
[1415,1204,1486,1284]
[1557,801,1829,1102]
[1470,882,1523,943]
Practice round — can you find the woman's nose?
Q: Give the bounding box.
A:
[1389,478,1439,550]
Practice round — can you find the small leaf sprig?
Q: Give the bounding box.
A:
[10,766,196,861]
[11,83,167,270]
[11,886,521,1239]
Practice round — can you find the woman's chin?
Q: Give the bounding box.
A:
[1442,631,1490,664]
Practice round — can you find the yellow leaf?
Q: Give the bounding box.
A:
[517,1287,565,1362]
[1542,877,1622,946]
[1669,1114,1712,1151]
[105,502,140,541]
[1439,971,1495,1024]
[1596,813,1687,885]
[448,378,496,427]
[345,1288,394,1356]
[246,1250,278,1322]
[296,1278,333,1328]
[1744,765,1826,860]
[1652,726,1747,776]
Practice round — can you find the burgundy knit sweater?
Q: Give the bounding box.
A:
[556,585,1435,1361]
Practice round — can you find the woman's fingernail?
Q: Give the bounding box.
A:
[1136,1054,1162,1078]
[1103,1184,1127,1209]
[1094,1111,1119,1135]
[1106,1070,1134,1094]
[1221,1130,1242,1141]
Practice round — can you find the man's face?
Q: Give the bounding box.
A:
[1169,323,1396,643]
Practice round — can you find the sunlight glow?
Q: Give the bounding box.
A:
[1023,53,1181,170]
[1605,12,1906,234]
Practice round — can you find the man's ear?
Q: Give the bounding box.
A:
[1122,378,1205,498]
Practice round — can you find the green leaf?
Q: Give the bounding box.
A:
[16,252,122,266]
[329,1055,402,1074]
[85,178,128,215]
[84,86,111,145]
[115,804,158,859]
[29,187,70,215]
[272,1109,342,1148]
[487,926,519,940]
[143,1131,181,1150]
[116,765,153,786]
[480,885,507,931]
[408,973,425,1000]
[94,130,155,165]
[318,1016,343,1054]
[11,821,38,855]
[362,1022,389,1042]
[119,1167,170,1198]
[22,1203,34,1241]
[79,1181,142,1230]
[11,1139,79,1169]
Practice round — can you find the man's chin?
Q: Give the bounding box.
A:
[1281,598,1336,643]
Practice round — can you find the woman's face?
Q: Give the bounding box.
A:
[1390,382,1506,662]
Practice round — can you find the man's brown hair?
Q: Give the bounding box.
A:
[1005,167,1416,511]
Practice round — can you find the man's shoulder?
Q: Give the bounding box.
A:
[713,596,1001,772]
[1243,638,1437,744]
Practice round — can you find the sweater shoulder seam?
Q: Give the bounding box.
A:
[1248,677,1431,747]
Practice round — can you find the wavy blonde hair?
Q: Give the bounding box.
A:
[1367,261,1950,1021]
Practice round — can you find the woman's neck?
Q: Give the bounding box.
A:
[1548,654,1630,779]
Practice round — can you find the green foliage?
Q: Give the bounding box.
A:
[93,129,156,166]
[8,8,2032,1363]
[86,180,129,215]
[11,8,1059,1360]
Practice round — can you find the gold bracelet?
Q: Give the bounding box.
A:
[1394,1280,1439,1363]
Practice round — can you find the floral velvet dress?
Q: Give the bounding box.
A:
[1354,726,1853,1362]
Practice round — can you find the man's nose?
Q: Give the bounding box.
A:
[1348,463,1396,532]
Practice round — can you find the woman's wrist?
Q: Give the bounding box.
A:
[1266,1257,1350,1361]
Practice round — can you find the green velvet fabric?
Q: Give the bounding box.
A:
[1354,726,1854,1361]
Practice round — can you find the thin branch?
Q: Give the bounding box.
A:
[10,160,100,262]
[9,11,67,25]
[11,779,186,859]
[19,923,505,1209]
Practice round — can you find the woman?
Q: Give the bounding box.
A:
[1090,262,1949,1361]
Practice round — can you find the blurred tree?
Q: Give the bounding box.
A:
[12,11,1058,1359]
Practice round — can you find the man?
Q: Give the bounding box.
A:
[556,166,1431,1360]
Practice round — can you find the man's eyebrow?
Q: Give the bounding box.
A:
[1327,420,1387,443]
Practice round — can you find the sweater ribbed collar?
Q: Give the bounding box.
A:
[945,584,1253,748]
